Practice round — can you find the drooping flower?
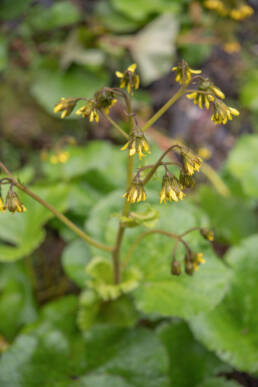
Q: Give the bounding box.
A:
[211,99,240,125]
[116,64,140,94]
[181,150,202,176]
[4,189,26,213]
[160,175,185,204]
[54,98,78,118]
[187,79,225,110]
[123,181,146,203]
[121,132,150,160]
[172,60,201,85]
[76,100,99,122]
[200,228,214,242]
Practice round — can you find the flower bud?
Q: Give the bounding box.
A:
[5,190,26,213]
[179,171,195,188]
[171,260,181,276]
[200,228,214,242]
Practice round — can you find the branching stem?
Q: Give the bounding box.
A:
[0,161,113,253]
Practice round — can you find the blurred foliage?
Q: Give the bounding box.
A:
[0,0,258,386]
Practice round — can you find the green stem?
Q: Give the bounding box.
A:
[122,229,187,270]
[141,85,187,133]
[142,145,181,185]
[101,110,129,139]
[112,95,135,284]
[0,162,113,253]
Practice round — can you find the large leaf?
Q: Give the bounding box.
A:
[111,0,180,21]
[0,295,169,387]
[198,185,258,244]
[86,193,231,318]
[0,262,37,340]
[0,184,68,262]
[26,1,81,31]
[62,239,92,287]
[31,66,108,115]
[190,235,258,374]
[0,0,32,19]
[240,70,258,111]
[226,134,258,198]
[77,325,169,387]
[158,321,232,387]
[42,142,127,186]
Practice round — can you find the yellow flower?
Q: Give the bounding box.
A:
[0,196,5,213]
[50,151,70,164]
[223,41,241,54]
[76,100,99,122]
[179,171,195,188]
[187,79,225,110]
[181,150,202,176]
[192,252,206,271]
[123,181,146,203]
[204,0,225,12]
[54,98,78,118]
[115,63,140,94]
[160,175,185,204]
[211,99,240,125]
[4,190,26,213]
[172,60,201,85]
[231,5,254,20]
[187,92,214,110]
[200,228,214,242]
[121,132,150,160]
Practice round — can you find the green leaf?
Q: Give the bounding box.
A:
[86,257,142,300]
[111,0,180,21]
[0,306,169,387]
[96,1,141,33]
[198,185,258,244]
[42,142,126,186]
[62,239,92,287]
[0,296,79,387]
[158,321,231,387]
[86,193,231,318]
[0,184,68,262]
[0,262,37,340]
[31,67,108,115]
[26,1,81,31]
[0,0,32,19]
[190,235,258,374]
[78,290,138,331]
[226,134,258,197]
[240,70,258,111]
[79,325,170,387]
[198,377,241,387]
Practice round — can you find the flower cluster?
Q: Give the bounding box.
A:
[121,131,150,160]
[204,0,254,20]
[187,78,225,109]
[160,174,184,204]
[185,75,240,125]
[0,186,26,214]
[116,63,140,94]
[123,180,146,204]
[54,98,78,119]
[172,60,202,85]
[181,149,202,176]
[211,99,240,125]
